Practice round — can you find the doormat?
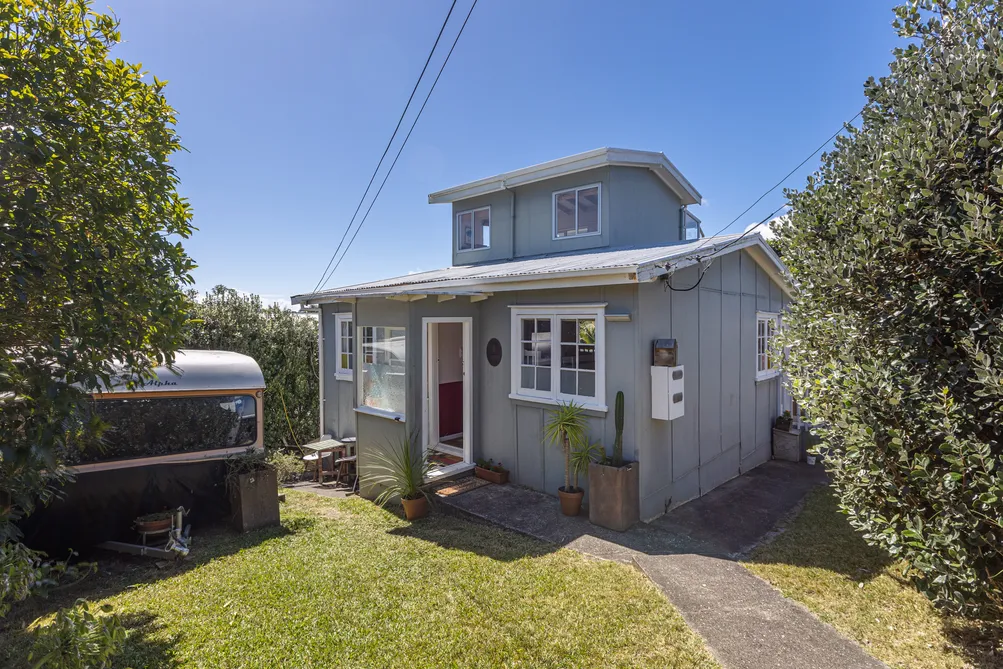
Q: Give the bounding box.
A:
[430,476,490,498]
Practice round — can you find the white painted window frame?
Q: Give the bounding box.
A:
[334,313,353,381]
[456,205,491,253]
[509,304,607,412]
[756,311,780,381]
[356,325,407,421]
[552,183,602,240]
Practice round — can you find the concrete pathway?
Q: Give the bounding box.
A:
[439,461,885,669]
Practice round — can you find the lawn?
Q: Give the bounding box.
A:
[1,490,717,669]
[744,488,1001,669]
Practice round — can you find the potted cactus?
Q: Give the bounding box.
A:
[587,391,640,531]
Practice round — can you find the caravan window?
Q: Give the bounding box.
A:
[65,394,257,465]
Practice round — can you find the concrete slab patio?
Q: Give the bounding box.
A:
[438,461,885,669]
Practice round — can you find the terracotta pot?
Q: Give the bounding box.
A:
[474,466,509,485]
[401,496,429,521]
[558,487,584,516]
[135,517,172,533]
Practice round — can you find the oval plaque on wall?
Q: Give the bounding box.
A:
[486,338,503,367]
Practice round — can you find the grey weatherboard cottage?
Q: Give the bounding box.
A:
[292,148,793,520]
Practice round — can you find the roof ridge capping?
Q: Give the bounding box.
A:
[427,147,702,206]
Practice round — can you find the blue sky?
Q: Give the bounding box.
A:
[110,0,901,307]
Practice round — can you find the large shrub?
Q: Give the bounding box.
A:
[777,0,1003,617]
[184,286,318,450]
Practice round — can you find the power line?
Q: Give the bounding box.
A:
[310,0,460,294]
[317,0,478,292]
[686,109,863,260]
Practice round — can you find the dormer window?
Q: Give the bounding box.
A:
[457,206,490,252]
[553,184,600,239]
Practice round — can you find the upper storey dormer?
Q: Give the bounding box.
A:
[428,148,703,266]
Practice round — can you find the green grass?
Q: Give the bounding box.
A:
[2,491,718,668]
[744,488,1001,669]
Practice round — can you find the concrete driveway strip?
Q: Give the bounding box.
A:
[634,553,887,669]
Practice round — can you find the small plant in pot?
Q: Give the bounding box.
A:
[364,432,433,521]
[474,458,509,485]
[774,410,794,432]
[544,401,590,516]
[588,391,640,531]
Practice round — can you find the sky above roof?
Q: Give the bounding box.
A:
[108,0,901,308]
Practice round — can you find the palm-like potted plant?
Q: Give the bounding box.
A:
[364,432,434,520]
[544,401,590,516]
[588,391,640,531]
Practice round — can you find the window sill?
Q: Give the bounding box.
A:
[508,393,607,413]
[354,405,405,422]
[334,372,353,382]
[755,370,780,383]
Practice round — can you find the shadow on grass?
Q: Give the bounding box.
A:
[941,615,1003,669]
[2,521,293,636]
[387,507,557,562]
[744,487,894,583]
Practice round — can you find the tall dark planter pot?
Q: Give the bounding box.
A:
[588,461,639,531]
[229,468,280,532]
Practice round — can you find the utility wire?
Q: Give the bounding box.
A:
[665,202,788,292]
[317,0,478,292]
[310,0,459,294]
[685,109,863,261]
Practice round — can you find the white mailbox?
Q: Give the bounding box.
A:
[651,365,685,420]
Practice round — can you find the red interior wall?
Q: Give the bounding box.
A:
[438,381,463,437]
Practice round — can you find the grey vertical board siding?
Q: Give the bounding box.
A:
[636,279,673,519]
[668,265,701,506]
[355,412,406,499]
[698,286,722,466]
[320,303,356,439]
[447,166,684,266]
[600,283,637,462]
[515,404,545,490]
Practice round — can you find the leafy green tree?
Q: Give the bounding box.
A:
[777,0,1003,617]
[185,286,319,451]
[0,0,193,627]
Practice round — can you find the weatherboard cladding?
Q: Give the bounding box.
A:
[294,233,750,302]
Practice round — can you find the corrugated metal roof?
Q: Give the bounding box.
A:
[293,233,764,304]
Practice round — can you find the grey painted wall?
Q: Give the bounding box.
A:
[319,302,356,440]
[325,249,788,518]
[447,166,685,266]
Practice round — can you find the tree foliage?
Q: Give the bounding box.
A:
[184,286,318,450]
[777,0,1003,617]
[0,0,195,469]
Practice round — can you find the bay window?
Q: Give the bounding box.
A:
[510,305,606,410]
[359,326,406,418]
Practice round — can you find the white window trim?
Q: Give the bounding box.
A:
[756,311,780,382]
[509,304,607,412]
[456,205,491,253]
[357,325,407,420]
[334,313,353,381]
[552,183,602,240]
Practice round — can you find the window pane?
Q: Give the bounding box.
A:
[537,318,550,334]
[522,342,536,365]
[521,366,535,389]
[538,342,551,366]
[473,208,490,249]
[68,395,258,465]
[555,191,576,237]
[361,326,406,415]
[560,370,576,395]
[579,345,595,370]
[458,212,473,250]
[577,187,599,234]
[561,345,576,369]
[560,319,576,343]
[536,367,551,391]
[522,318,535,340]
[578,371,596,397]
[578,319,595,344]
